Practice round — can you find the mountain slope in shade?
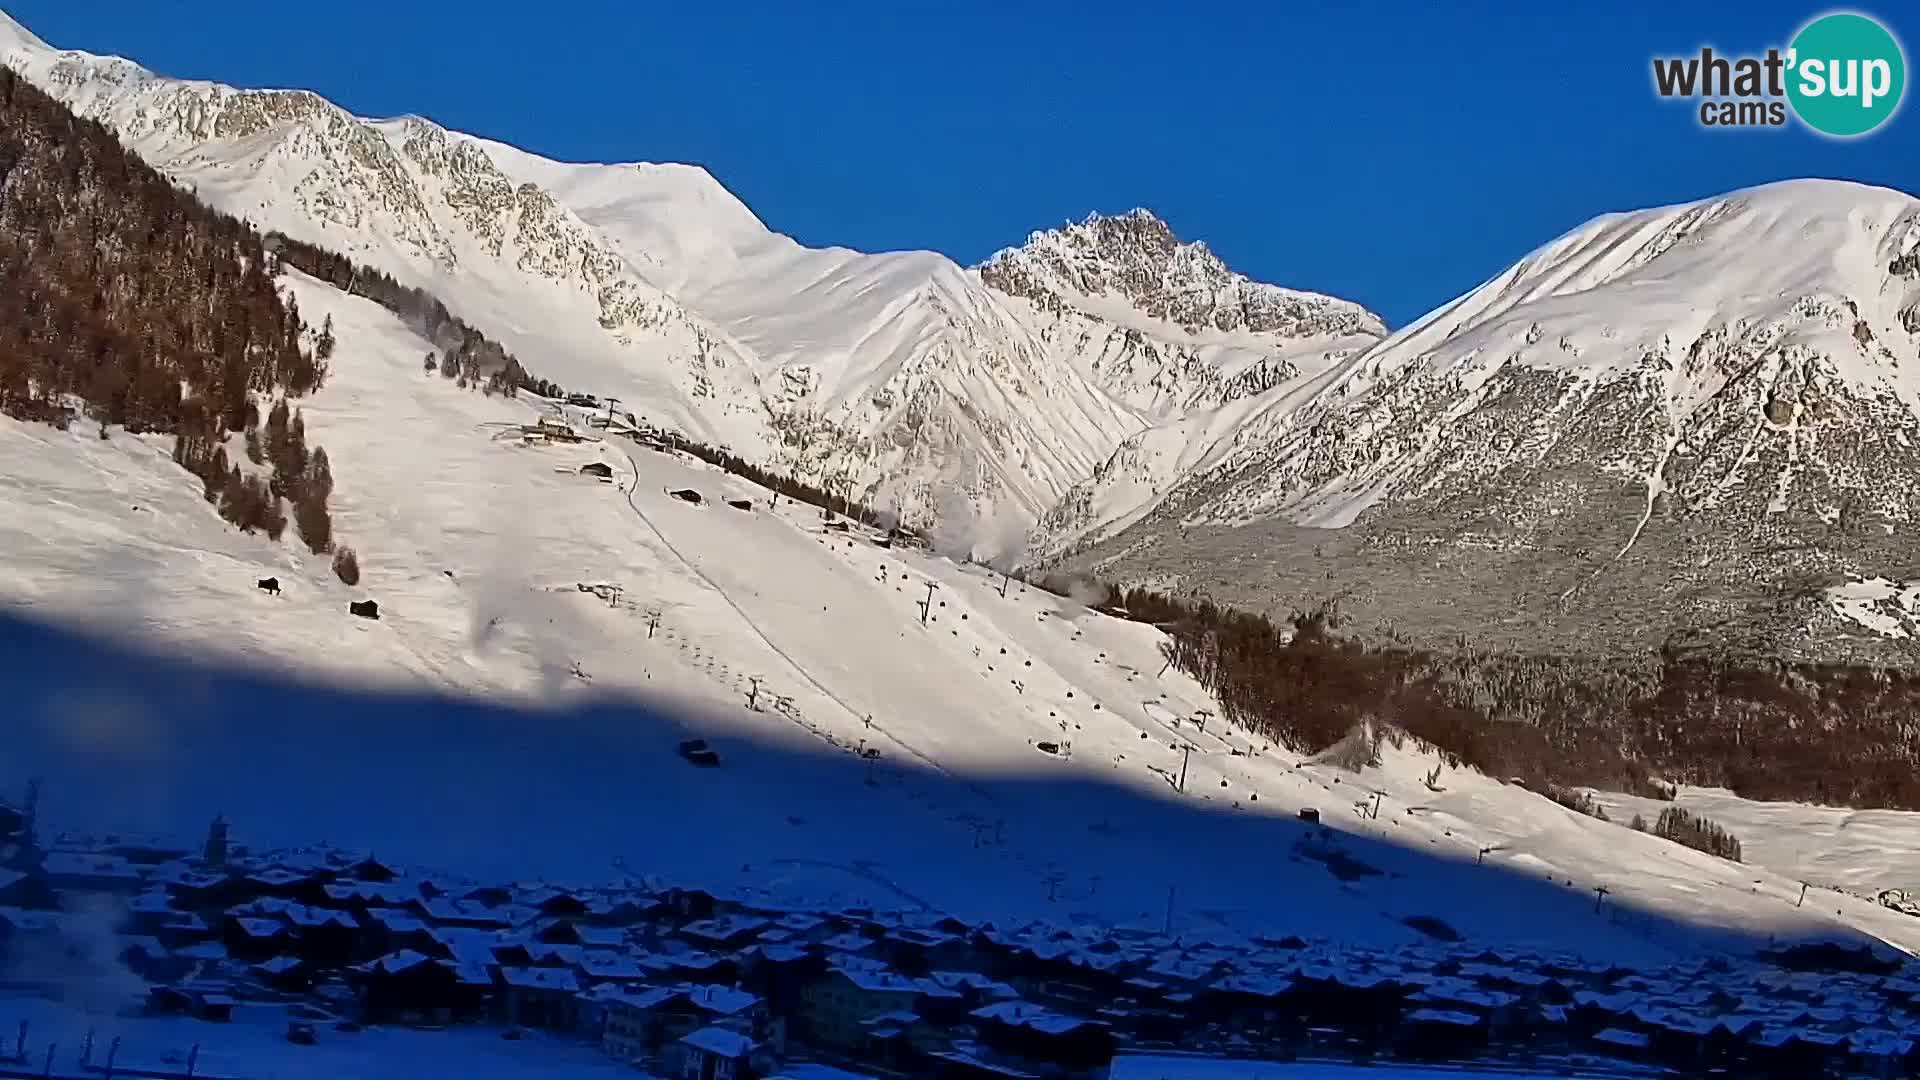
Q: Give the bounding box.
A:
[1060,179,1920,663]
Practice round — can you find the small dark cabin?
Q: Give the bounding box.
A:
[669,489,704,506]
[679,739,721,767]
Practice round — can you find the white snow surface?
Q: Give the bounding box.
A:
[1825,576,1920,639]
[1590,786,1920,899]
[0,996,642,1080]
[3,2,1920,1005]
[0,997,1559,1080]
[5,273,1920,970]
[1036,177,1920,551]
[0,10,1374,544]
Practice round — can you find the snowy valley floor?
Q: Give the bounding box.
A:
[0,996,1602,1080]
[0,996,1628,1080]
[3,271,1920,969]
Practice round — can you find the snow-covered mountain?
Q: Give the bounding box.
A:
[981,208,1384,347]
[12,3,1920,983]
[979,210,1387,558]
[1057,179,1920,662]
[10,265,1920,965]
[0,12,1382,551]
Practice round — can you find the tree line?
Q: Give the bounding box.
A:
[266,207,918,538]
[1047,576,1920,812]
[1640,806,1742,863]
[270,199,901,554]
[0,61,893,591]
[264,231,542,398]
[0,66,342,565]
[0,68,325,427]
[647,433,884,525]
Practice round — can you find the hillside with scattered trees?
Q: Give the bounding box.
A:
[0,66,340,551]
[1062,579,1920,811]
[1643,806,1743,863]
[265,232,548,398]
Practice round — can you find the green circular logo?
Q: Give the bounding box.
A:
[1786,12,1907,137]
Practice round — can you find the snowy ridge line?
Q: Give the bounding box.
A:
[0,9,1409,544]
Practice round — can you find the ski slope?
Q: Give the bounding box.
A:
[6,269,1920,966]
[1591,786,1920,899]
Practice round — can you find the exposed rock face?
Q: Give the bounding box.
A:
[1055,181,1920,666]
[980,209,1386,340]
[987,211,1388,558]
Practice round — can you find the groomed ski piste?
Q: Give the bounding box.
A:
[7,270,1920,969]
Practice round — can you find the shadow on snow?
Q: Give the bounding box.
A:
[0,607,1887,967]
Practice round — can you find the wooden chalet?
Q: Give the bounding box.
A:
[146,982,237,1023]
[969,1001,1116,1080]
[223,915,292,963]
[1396,1007,1490,1061]
[668,1024,773,1080]
[350,949,488,1026]
[0,867,56,910]
[495,965,584,1031]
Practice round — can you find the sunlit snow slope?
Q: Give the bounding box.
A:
[7,272,1920,966]
[0,10,1381,546]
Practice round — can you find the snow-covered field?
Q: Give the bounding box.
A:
[1591,786,1920,899]
[0,995,1564,1080]
[1826,577,1920,641]
[0,995,638,1080]
[5,271,1920,969]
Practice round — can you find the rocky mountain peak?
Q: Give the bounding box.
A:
[978,209,1386,342]
[1050,179,1920,667]
[1076,207,1180,260]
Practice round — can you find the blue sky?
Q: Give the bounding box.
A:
[16,2,1913,327]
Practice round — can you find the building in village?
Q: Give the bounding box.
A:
[798,965,929,1053]
[968,1001,1117,1079]
[496,965,585,1030]
[601,985,684,1063]
[39,850,146,896]
[349,950,489,1025]
[8,796,1920,1079]
[666,1024,776,1080]
[0,866,57,909]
